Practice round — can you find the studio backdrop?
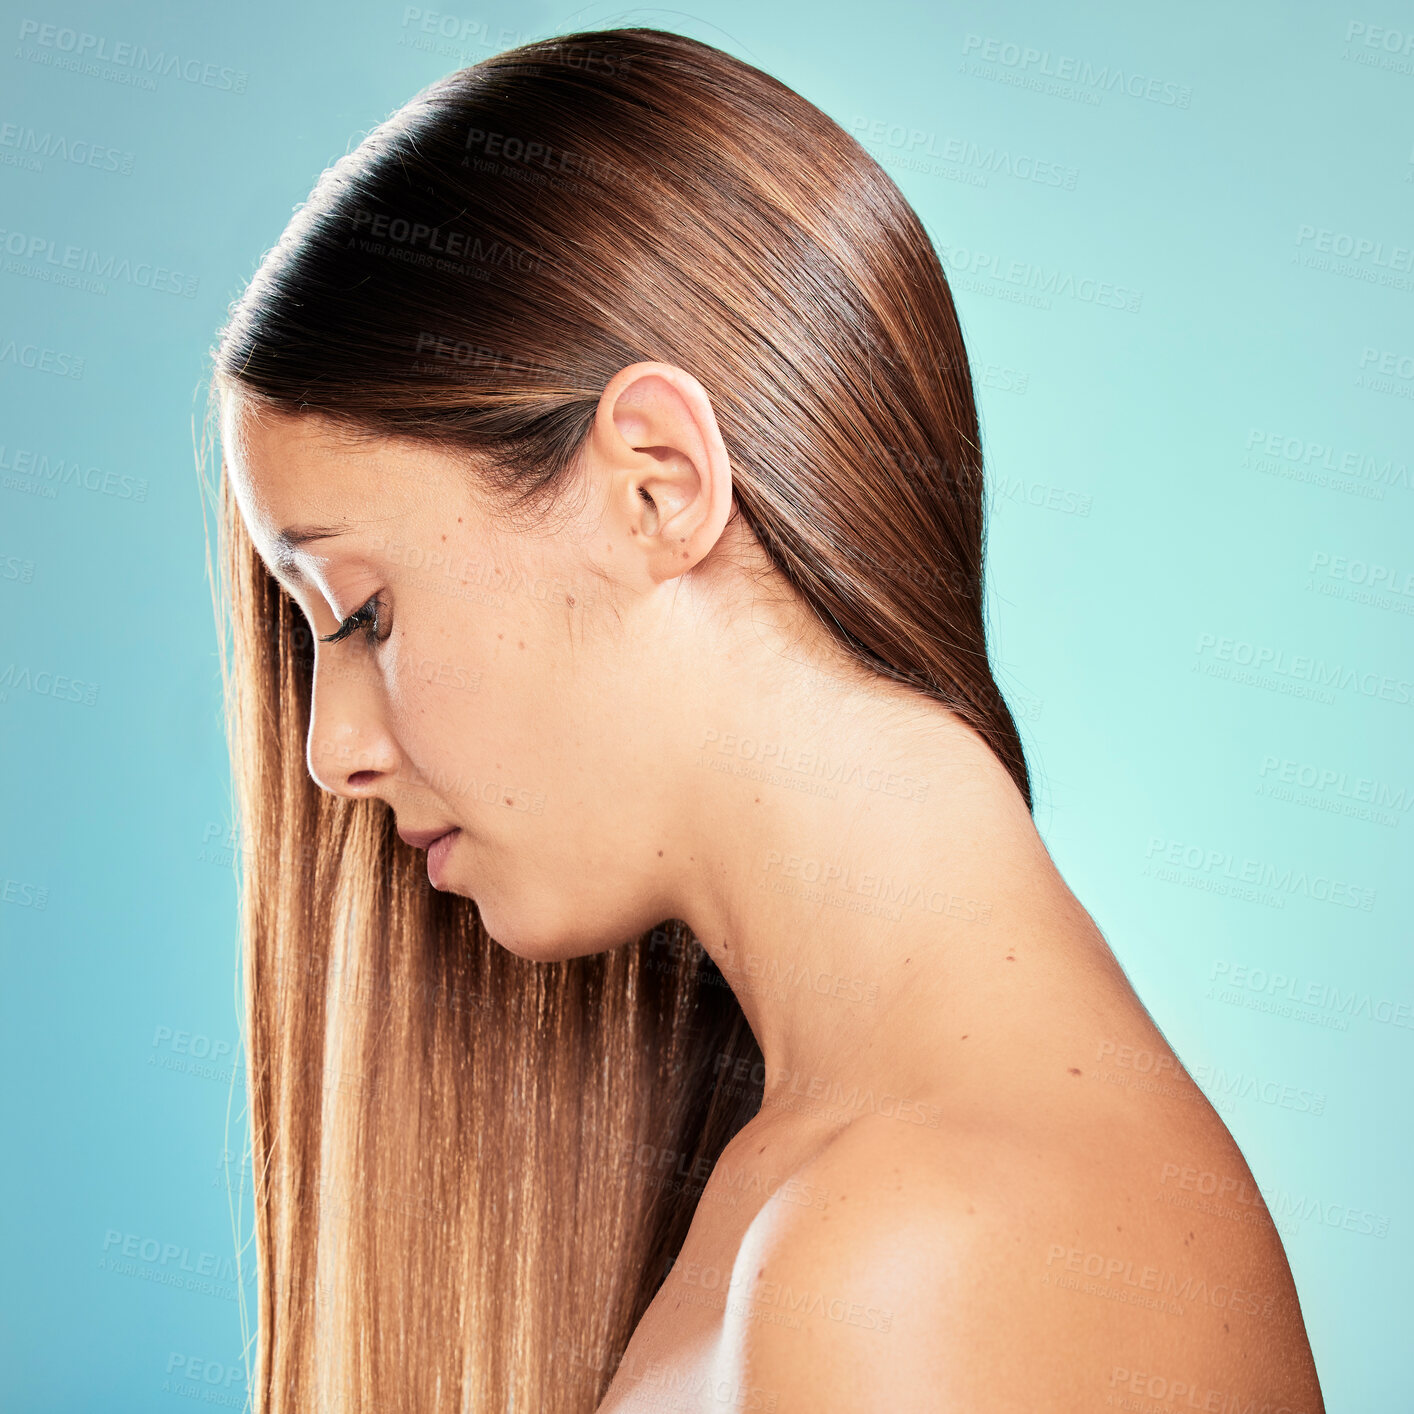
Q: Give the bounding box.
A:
[1,1,1409,1409]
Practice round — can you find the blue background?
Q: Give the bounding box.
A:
[2,1,1409,1408]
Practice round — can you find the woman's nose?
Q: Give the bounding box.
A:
[305,658,399,799]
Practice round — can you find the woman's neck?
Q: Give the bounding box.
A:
[666,664,1129,1133]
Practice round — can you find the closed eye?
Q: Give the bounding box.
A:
[319,593,388,646]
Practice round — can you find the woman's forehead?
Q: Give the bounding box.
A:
[220,389,494,577]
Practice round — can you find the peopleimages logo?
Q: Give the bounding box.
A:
[1043,1244,1277,1318]
[0,338,84,379]
[1189,1063,1327,1117]
[1243,428,1410,497]
[0,120,135,175]
[0,226,198,297]
[15,19,248,92]
[936,240,1142,312]
[1258,754,1412,814]
[1144,836,1376,911]
[711,1055,943,1129]
[1294,224,1413,272]
[1209,960,1414,1032]
[346,207,549,275]
[0,663,100,706]
[0,444,149,500]
[100,1230,239,1281]
[848,116,1080,190]
[959,34,1193,107]
[1193,631,1414,708]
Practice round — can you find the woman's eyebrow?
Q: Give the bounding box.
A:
[273,522,346,576]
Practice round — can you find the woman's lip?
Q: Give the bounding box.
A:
[427,829,461,889]
[398,824,457,850]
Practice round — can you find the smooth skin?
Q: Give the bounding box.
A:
[220,365,1325,1413]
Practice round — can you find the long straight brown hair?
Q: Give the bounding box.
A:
[201,26,1032,1414]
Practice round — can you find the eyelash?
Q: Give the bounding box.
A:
[319,593,389,647]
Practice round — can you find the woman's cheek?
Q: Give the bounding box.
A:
[407,652,481,697]
[387,641,479,727]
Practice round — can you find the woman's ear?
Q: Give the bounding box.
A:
[584,361,736,591]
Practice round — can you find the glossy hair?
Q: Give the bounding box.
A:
[203,26,1032,1413]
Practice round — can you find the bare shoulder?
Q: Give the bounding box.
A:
[710,1114,957,1413]
[715,1110,1325,1414]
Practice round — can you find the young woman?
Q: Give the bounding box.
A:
[206,26,1324,1414]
